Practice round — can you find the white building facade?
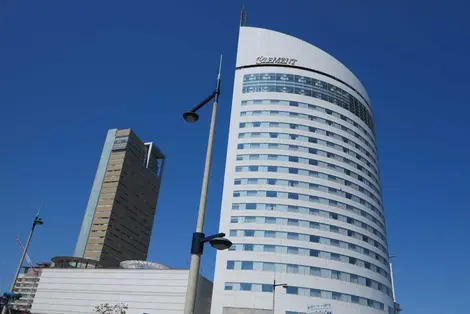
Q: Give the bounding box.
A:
[211,27,394,314]
[10,267,44,312]
[30,268,212,314]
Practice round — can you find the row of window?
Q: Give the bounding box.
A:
[226,260,392,297]
[233,187,384,230]
[238,128,379,189]
[224,281,384,310]
[239,119,378,176]
[234,170,381,215]
[242,73,374,131]
[240,109,377,163]
[229,229,388,263]
[229,242,389,278]
[231,214,386,247]
[238,131,380,190]
[238,121,378,180]
[236,146,381,204]
[237,142,381,198]
[231,203,387,246]
[229,243,390,279]
[241,99,375,147]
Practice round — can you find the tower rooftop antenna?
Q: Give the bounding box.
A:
[240,5,247,26]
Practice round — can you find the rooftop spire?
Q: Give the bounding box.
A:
[240,5,247,26]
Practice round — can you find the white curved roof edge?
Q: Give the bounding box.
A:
[236,26,371,105]
[119,260,171,269]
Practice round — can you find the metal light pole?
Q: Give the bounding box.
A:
[389,257,397,302]
[2,213,43,314]
[389,255,402,314]
[182,56,231,314]
[272,279,288,314]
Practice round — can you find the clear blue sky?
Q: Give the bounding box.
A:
[1,0,469,312]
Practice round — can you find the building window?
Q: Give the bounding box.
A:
[287,219,299,226]
[267,191,277,197]
[310,235,320,243]
[264,245,275,252]
[265,231,276,238]
[266,217,277,224]
[262,284,273,292]
[287,232,299,240]
[246,203,257,210]
[310,249,319,257]
[244,244,254,251]
[241,261,253,270]
[244,230,255,237]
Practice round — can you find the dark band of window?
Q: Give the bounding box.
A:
[236,64,371,110]
[241,72,375,132]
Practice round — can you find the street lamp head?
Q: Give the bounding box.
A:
[34,218,44,226]
[282,285,288,289]
[183,111,199,123]
[209,237,232,251]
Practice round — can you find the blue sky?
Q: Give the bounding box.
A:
[1,0,469,312]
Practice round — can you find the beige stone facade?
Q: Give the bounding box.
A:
[78,129,164,267]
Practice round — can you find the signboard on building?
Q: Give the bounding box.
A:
[307,304,332,314]
[255,56,298,66]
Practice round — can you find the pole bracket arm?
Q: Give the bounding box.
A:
[190,232,227,255]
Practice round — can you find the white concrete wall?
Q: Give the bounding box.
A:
[30,268,212,314]
[10,271,40,311]
[211,27,393,314]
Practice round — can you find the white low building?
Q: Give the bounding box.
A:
[10,266,43,312]
[30,267,212,314]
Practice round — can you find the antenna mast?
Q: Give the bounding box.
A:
[240,5,247,26]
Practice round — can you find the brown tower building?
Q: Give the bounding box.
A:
[74,129,165,267]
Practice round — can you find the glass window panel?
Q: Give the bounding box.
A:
[310,235,320,243]
[310,267,321,276]
[287,264,299,273]
[244,244,254,251]
[244,230,255,237]
[262,284,273,292]
[287,247,299,254]
[246,203,257,210]
[239,260,253,270]
[265,217,277,224]
[264,245,275,252]
[287,219,299,226]
[245,216,256,223]
[265,231,276,238]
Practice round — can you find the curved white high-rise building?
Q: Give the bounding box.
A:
[211,27,394,314]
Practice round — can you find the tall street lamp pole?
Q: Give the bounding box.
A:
[2,213,43,314]
[182,56,232,314]
[272,279,288,314]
